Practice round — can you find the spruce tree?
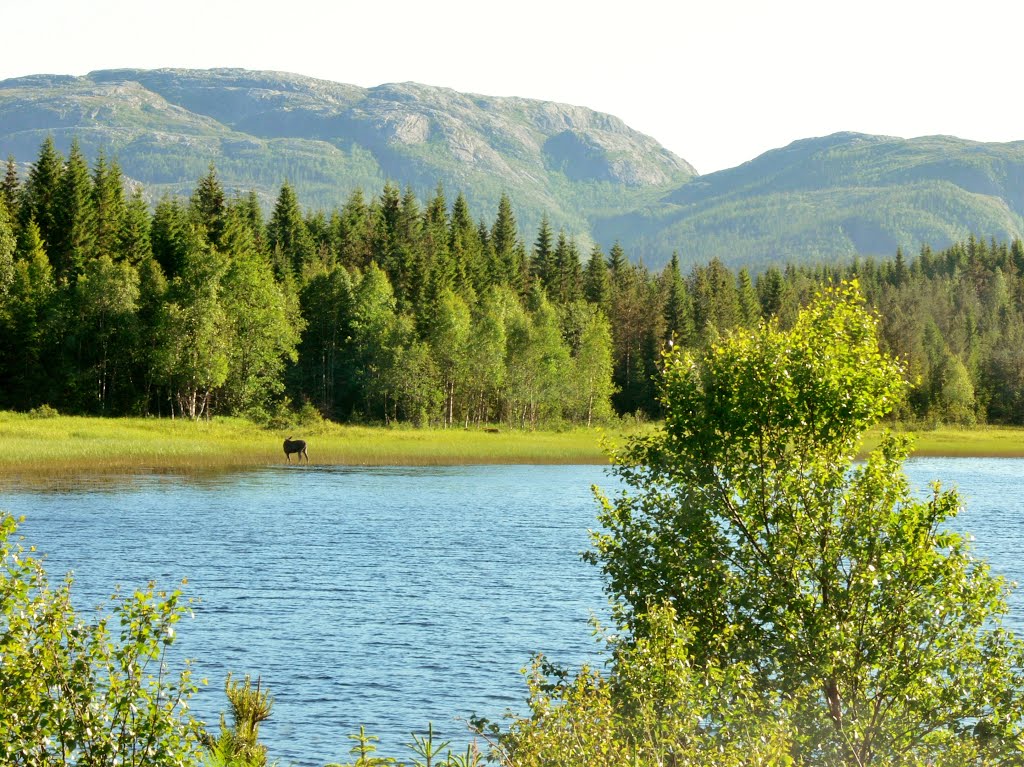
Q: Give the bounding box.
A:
[333,188,373,270]
[553,231,582,304]
[690,257,739,338]
[736,267,759,327]
[190,163,227,251]
[1,155,19,218]
[150,197,191,279]
[449,192,483,295]
[21,136,63,259]
[91,152,126,260]
[584,244,611,310]
[119,189,152,266]
[52,139,96,279]
[424,184,458,296]
[531,214,554,292]
[0,199,14,301]
[662,252,693,346]
[267,181,315,280]
[239,190,266,253]
[756,266,787,320]
[394,186,427,313]
[893,246,908,287]
[607,241,628,288]
[489,193,519,287]
[372,183,403,292]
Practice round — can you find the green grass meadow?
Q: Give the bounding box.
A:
[2,411,1024,480]
[862,425,1024,458]
[0,411,623,478]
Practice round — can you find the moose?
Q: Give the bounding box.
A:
[283,436,308,464]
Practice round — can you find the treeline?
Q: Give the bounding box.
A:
[748,238,1024,426]
[2,138,1024,426]
[0,139,617,426]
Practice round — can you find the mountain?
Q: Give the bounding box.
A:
[3,69,1024,271]
[593,132,1024,270]
[0,68,695,243]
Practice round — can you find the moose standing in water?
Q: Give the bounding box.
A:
[283,436,308,464]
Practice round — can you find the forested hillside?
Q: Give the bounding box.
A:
[1,139,1023,427]
[595,132,1024,270]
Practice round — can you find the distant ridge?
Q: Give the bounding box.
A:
[594,132,1024,269]
[0,67,695,249]
[2,68,1023,269]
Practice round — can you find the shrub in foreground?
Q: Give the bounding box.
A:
[584,281,1024,765]
[0,513,203,766]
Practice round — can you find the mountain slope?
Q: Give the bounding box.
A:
[594,132,1024,270]
[0,68,696,240]
[3,71,1024,271]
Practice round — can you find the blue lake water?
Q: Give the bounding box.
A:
[1,464,617,765]
[1,458,1023,765]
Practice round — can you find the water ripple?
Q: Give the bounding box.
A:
[4,465,617,766]
[4,460,1023,765]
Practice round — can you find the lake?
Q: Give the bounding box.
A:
[1,458,1023,765]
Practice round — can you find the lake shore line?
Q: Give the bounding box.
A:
[2,411,1024,477]
[0,412,622,477]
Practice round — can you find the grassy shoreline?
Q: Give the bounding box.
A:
[2,411,1024,478]
[0,411,623,477]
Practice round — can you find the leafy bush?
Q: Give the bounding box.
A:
[500,605,793,767]
[0,512,204,766]
[586,282,1024,765]
[26,403,59,418]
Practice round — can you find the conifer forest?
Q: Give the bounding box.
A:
[1,138,1023,428]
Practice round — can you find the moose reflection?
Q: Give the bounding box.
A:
[283,437,308,464]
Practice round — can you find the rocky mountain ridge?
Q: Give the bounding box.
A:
[0,68,694,244]
[2,68,1023,269]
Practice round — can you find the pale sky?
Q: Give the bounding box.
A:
[2,0,1020,174]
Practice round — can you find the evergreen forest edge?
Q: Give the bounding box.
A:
[2,137,1023,430]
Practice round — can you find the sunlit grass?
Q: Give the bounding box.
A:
[3,411,1022,482]
[863,425,1024,458]
[0,412,635,479]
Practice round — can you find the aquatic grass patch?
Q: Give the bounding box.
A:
[309,424,618,466]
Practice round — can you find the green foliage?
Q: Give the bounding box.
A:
[268,181,315,278]
[202,674,273,767]
[26,403,59,418]
[587,282,1024,765]
[323,723,485,767]
[0,197,15,299]
[154,239,231,419]
[0,512,203,766]
[91,151,127,260]
[0,220,56,408]
[427,288,471,427]
[72,254,141,411]
[52,139,96,279]
[191,164,227,251]
[20,136,63,257]
[219,219,303,414]
[501,604,794,767]
[326,725,396,767]
[403,722,451,767]
[7,139,1024,432]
